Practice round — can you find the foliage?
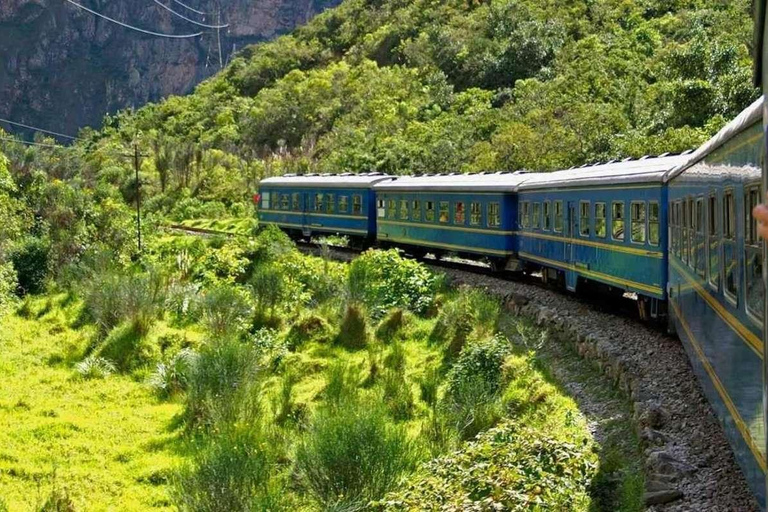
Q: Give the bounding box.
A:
[94,321,160,372]
[336,302,369,349]
[348,250,438,317]
[74,356,117,380]
[199,285,252,339]
[295,400,418,510]
[374,421,596,511]
[375,308,407,343]
[148,348,199,397]
[37,487,76,512]
[446,333,511,397]
[285,313,333,349]
[0,262,17,311]
[10,237,50,295]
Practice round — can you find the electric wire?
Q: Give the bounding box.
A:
[62,0,204,38]
[172,0,209,16]
[0,136,64,149]
[151,0,229,29]
[0,116,80,141]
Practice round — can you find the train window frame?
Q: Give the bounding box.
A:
[439,201,449,223]
[532,202,541,230]
[579,200,590,237]
[707,193,720,291]
[352,194,362,215]
[454,201,466,225]
[676,200,682,259]
[554,200,563,233]
[326,193,335,214]
[543,201,551,231]
[315,193,324,212]
[695,196,705,277]
[488,202,500,228]
[611,201,625,241]
[744,184,763,322]
[630,201,646,245]
[387,198,396,220]
[411,200,421,222]
[595,202,606,238]
[292,193,300,211]
[261,191,270,210]
[470,201,482,226]
[723,188,738,306]
[339,195,349,213]
[281,193,290,210]
[649,201,660,246]
[521,201,530,229]
[399,199,409,220]
[376,199,385,218]
[425,200,435,222]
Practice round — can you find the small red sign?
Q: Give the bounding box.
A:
[253,193,260,205]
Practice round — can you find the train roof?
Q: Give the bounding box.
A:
[373,171,534,192]
[518,154,692,190]
[260,173,394,189]
[663,96,763,183]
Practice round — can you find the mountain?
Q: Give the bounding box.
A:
[0,0,340,137]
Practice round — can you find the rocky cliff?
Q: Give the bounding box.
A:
[0,0,339,138]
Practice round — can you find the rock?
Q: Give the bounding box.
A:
[635,400,668,429]
[646,450,697,479]
[644,489,684,505]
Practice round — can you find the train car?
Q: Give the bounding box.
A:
[372,172,532,270]
[257,173,393,243]
[664,97,766,505]
[515,154,690,320]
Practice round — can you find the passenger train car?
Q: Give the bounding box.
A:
[664,97,766,505]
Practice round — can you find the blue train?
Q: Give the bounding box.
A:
[258,102,768,507]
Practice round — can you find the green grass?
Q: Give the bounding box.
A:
[0,296,184,511]
[178,217,256,236]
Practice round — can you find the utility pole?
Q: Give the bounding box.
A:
[216,6,223,69]
[134,140,143,254]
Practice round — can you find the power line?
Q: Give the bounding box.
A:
[172,0,210,16]
[0,116,80,141]
[0,136,64,149]
[151,0,229,29]
[62,0,204,39]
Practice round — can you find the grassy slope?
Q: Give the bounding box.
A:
[0,296,182,511]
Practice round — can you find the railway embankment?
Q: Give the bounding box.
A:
[439,266,759,511]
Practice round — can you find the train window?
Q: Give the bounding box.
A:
[695,197,705,277]
[454,202,466,225]
[682,199,689,264]
[261,192,270,209]
[439,201,449,223]
[488,202,500,227]
[707,194,719,289]
[315,193,324,212]
[745,186,763,320]
[339,196,349,213]
[327,194,335,214]
[630,202,646,244]
[532,203,541,229]
[399,200,409,220]
[611,202,625,241]
[723,190,737,302]
[353,195,362,215]
[387,199,396,219]
[412,200,421,221]
[579,201,590,237]
[521,202,530,228]
[649,202,660,246]
[281,194,290,210]
[470,202,482,226]
[426,201,435,222]
[376,199,385,218]
[595,203,606,238]
[543,201,551,231]
[554,201,563,233]
[675,201,682,258]
[292,193,300,211]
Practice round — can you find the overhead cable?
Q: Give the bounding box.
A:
[151,0,229,29]
[0,136,63,149]
[0,116,80,141]
[172,0,210,16]
[62,0,204,38]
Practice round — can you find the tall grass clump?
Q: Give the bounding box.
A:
[199,285,251,339]
[175,425,286,512]
[375,308,407,343]
[336,302,369,349]
[323,362,359,406]
[185,338,262,431]
[295,401,418,510]
[148,348,199,397]
[75,356,116,380]
[429,287,501,358]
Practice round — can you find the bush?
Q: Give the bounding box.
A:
[375,308,407,343]
[185,338,262,431]
[348,250,438,317]
[250,265,285,318]
[175,425,285,512]
[251,225,294,265]
[441,376,503,441]
[285,313,332,349]
[11,237,50,295]
[295,401,418,510]
[0,261,17,310]
[381,370,414,421]
[38,487,75,511]
[445,333,511,398]
[200,285,251,339]
[376,421,596,511]
[148,348,199,397]
[75,356,116,380]
[336,303,369,349]
[429,288,501,358]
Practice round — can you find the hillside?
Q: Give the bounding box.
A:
[0,0,340,137]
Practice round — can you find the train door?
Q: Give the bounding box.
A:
[564,201,577,291]
[302,191,311,238]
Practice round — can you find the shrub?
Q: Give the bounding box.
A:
[199,285,251,339]
[174,425,285,512]
[381,370,414,421]
[10,236,50,295]
[148,349,199,397]
[446,333,511,398]
[251,225,294,265]
[429,288,501,358]
[75,356,116,380]
[285,313,332,350]
[185,338,262,431]
[165,281,201,325]
[376,421,597,511]
[95,321,160,372]
[250,265,285,317]
[441,376,503,441]
[336,303,369,349]
[375,308,407,343]
[295,401,418,510]
[347,250,438,317]
[38,487,75,512]
[84,270,165,337]
[0,261,17,310]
